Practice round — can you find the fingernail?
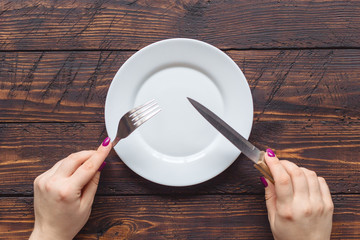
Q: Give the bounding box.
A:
[102,137,111,147]
[260,176,268,187]
[266,148,275,157]
[98,161,107,172]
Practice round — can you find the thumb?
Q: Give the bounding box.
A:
[263,177,276,224]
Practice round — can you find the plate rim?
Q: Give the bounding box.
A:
[105,38,253,186]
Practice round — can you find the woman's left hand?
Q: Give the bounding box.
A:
[29,137,111,240]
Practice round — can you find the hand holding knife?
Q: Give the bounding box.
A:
[188,98,275,184]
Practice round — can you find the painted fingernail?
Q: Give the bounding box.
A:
[260,176,268,187]
[102,137,111,147]
[98,161,107,172]
[266,148,275,157]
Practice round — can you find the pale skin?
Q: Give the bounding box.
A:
[264,150,334,240]
[29,141,112,240]
[29,144,333,240]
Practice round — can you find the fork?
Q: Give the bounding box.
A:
[112,99,161,146]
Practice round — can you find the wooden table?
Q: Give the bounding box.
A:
[0,1,359,239]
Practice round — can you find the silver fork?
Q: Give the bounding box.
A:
[112,99,161,146]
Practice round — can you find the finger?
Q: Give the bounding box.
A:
[264,177,276,224]
[281,161,309,199]
[301,167,322,202]
[81,171,100,209]
[55,150,95,177]
[39,159,64,180]
[71,137,111,189]
[264,149,293,203]
[47,159,64,175]
[318,177,334,212]
[34,159,64,191]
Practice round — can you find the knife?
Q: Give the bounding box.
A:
[187,97,274,184]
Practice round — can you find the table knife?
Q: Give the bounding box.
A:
[188,97,274,184]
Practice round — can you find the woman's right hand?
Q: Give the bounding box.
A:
[262,149,334,240]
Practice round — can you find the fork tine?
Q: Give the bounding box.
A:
[132,104,160,123]
[130,98,156,115]
[133,106,161,127]
[112,100,161,146]
[130,101,158,120]
[129,99,155,116]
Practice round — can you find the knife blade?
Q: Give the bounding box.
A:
[187,97,274,183]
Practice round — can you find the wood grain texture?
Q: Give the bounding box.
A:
[1,0,360,50]
[1,1,359,239]
[0,195,359,239]
[0,49,359,196]
[0,50,359,122]
[0,51,129,122]
[0,120,358,195]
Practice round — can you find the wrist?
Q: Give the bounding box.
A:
[30,226,70,240]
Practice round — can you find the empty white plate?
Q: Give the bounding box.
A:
[105,38,253,186]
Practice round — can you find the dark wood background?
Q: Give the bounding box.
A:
[0,0,359,239]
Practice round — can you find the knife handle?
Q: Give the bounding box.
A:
[253,151,275,184]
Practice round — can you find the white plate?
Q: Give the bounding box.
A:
[105,38,253,186]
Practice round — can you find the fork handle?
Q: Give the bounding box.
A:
[112,137,120,147]
[253,151,275,184]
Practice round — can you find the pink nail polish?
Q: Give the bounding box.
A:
[266,148,275,157]
[260,176,268,187]
[98,161,107,172]
[102,137,111,147]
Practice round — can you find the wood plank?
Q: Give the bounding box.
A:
[0,121,358,195]
[0,195,359,239]
[1,0,360,50]
[228,50,360,122]
[0,51,129,122]
[0,50,359,122]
